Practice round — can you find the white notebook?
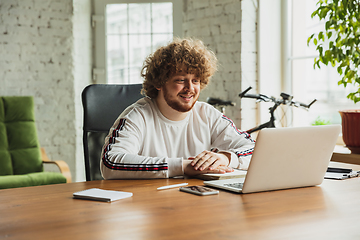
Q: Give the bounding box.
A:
[73,188,133,202]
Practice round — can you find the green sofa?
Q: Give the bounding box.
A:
[0,96,71,189]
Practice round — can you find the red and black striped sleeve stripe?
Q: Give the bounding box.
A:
[102,118,168,171]
[221,115,254,142]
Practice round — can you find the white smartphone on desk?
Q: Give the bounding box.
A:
[179,185,219,196]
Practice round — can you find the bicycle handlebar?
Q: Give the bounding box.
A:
[241,93,261,99]
[301,99,317,108]
[239,86,316,109]
[207,86,316,113]
[239,87,273,102]
[239,86,252,98]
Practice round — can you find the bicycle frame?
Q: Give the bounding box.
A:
[245,106,277,134]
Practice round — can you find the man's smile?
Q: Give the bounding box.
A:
[179,94,194,100]
[179,92,195,101]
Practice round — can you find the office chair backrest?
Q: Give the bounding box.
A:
[81,84,143,181]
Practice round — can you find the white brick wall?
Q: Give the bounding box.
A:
[183,0,258,130]
[0,0,92,181]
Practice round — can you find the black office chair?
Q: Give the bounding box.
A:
[81,84,143,181]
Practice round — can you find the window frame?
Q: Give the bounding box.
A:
[92,0,183,84]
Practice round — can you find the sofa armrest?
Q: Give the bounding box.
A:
[41,148,72,183]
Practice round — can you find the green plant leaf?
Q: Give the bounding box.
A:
[317,60,321,68]
[309,0,360,104]
[317,45,324,56]
[337,66,343,74]
[312,116,331,125]
[307,34,315,46]
[325,21,331,30]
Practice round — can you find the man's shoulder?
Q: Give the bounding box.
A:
[133,97,151,108]
[194,101,219,113]
[193,101,222,119]
[120,97,155,118]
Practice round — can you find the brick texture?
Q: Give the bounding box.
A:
[182,0,258,130]
[0,0,92,181]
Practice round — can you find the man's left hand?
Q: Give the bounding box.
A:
[190,150,231,171]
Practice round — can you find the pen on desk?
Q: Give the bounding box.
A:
[157,183,188,190]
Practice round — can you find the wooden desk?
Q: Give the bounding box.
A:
[1,177,360,240]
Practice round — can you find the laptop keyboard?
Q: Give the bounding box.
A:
[224,182,244,189]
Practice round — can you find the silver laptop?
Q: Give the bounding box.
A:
[204,125,341,193]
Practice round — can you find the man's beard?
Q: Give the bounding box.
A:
[163,87,198,112]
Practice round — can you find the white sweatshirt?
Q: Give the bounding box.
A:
[100,97,255,179]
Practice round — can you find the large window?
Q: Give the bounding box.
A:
[259,0,357,129]
[106,3,173,83]
[93,0,182,84]
[289,0,357,126]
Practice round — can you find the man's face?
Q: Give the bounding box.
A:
[161,71,201,112]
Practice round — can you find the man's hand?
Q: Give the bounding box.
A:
[183,159,233,176]
[190,150,231,171]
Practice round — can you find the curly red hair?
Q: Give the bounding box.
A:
[141,38,218,98]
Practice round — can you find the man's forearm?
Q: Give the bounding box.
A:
[101,152,183,179]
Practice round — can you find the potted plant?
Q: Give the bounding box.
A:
[308,0,360,154]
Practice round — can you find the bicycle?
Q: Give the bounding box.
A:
[206,86,317,134]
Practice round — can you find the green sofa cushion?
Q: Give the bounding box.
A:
[0,99,12,175]
[0,150,12,175]
[11,148,43,175]
[0,96,67,189]
[0,97,43,175]
[0,172,67,189]
[0,96,4,122]
[4,96,35,122]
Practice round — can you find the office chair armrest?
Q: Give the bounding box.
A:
[41,148,72,183]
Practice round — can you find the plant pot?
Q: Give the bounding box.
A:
[339,109,360,154]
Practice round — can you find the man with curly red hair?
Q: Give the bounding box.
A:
[101,38,255,179]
